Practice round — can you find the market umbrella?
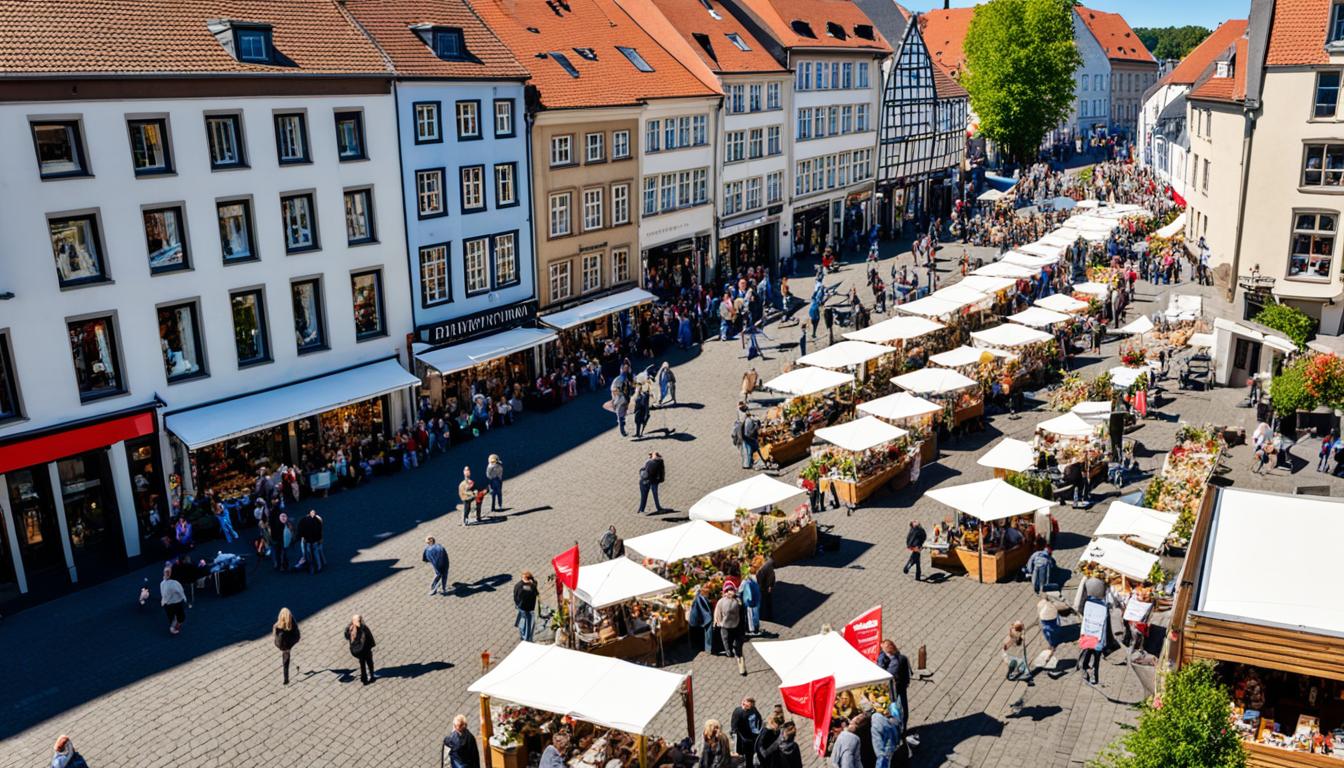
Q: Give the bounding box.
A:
[624,521,742,562]
[796,341,894,371]
[813,416,908,452]
[926,478,1052,522]
[1117,316,1154,336]
[976,437,1035,473]
[1034,293,1089,314]
[1092,501,1178,552]
[1036,411,1097,438]
[1078,537,1159,583]
[1108,366,1145,389]
[689,475,804,523]
[1070,401,1113,424]
[762,367,854,397]
[844,315,945,344]
[574,557,676,609]
[856,392,943,422]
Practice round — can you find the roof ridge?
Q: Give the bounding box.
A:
[334,0,397,74]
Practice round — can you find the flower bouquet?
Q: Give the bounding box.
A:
[1119,342,1147,368]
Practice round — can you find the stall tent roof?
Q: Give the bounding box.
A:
[1118,316,1155,335]
[1007,306,1070,328]
[976,437,1035,473]
[467,642,687,733]
[575,557,676,608]
[1070,400,1113,424]
[957,275,1017,295]
[689,475,803,522]
[417,327,558,375]
[624,520,742,562]
[1187,332,1215,349]
[890,366,977,395]
[1108,366,1145,389]
[540,288,656,330]
[894,294,965,318]
[1198,488,1344,635]
[843,315,945,343]
[1093,501,1177,551]
[1036,411,1097,438]
[971,261,1036,279]
[1156,211,1186,238]
[165,359,419,450]
[926,478,1052,522]
[970,323,1053,348]
[928,344,1016,368]
[929,284,990,307]
[1038,231,1076,247]
[762,366,854,396]
[814,416,908,452]
[1079,537,1158,583]
[1012,244,1063,262]
[1072,282,1111,298]
[796,340,894,370]
[856,392,942,421]
[1035,293,1089,313]
[752,631,892,690]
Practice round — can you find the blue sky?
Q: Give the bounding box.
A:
[903,0,1242,29]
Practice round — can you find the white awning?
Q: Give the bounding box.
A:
[1186,332,1215,349]
[957,275,1018,295]
[1078,537,1158,583]
[1071,401,1113,424]
[1072,282,1111,299]
[1008,306,1070,328]
[1013,243,1063,262]
[762,367,854,397]
[1035,293,1089,313]
[417,326,558,375]
[540,288,656,330]
[856,392,943,422]
[1036,411,1098,438]
[575,557,676,608]
[1093,501,1178,551]
[1038,231,1076,247]
[1065,214,1118,232]
[977,189,1004,202]
[895,295,965,318]
[1118,316,1155,335]
[843,315,945,343]
[796,340,894,370]
[971,262,1036,279]
[166,359,419,450]
[1108,366,1145,389]
[624,521,742,562]
[688,475,804,523]
[1272,280,1344,301]
[1047,196,1078,211]
[1073,228,1111,243]
[752,631,892,690]
[928,344,1017,369]
[926,478,1052,522]
[977,437,1035,473]
[1155,211,1186,239]
[1169,294,1203,315]
[1076,199,1102,209]
[814,416,908,452]
[1264,335,1297,354]
[930,284,991,309]
[467,642,686,734]
[891,366,978,395]
[971,323,1053,348]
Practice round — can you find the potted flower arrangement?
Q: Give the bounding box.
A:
[1119,342,1147,368]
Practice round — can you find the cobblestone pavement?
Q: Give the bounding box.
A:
[1,241,1336,768]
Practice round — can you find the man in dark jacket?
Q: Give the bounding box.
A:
[688,588,714,653]
[731,697,763,768]
[599,525,624,560]
[902,521,926,582]
[756,556,776,621]
[444,714,481,768]
[268,509,289,571]
[637,452,665,515]
[297,510,324,574]
[423,536,450,596]
[876,640,912,727]
[763,722,802,768]
[513,571,539,641]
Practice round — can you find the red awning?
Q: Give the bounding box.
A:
[1169,188,1186,208]
[0,411,156,475]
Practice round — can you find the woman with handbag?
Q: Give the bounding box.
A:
[274,607,302,685]
[344,614,377,685]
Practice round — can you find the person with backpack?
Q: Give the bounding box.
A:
[637,452,665,515]
[739,405,767,470]
[610,371,632,437]
[633,386,652,438]
[344,614,377,685]
[599,525,624,559]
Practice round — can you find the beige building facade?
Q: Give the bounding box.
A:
[1184,86,1247,287]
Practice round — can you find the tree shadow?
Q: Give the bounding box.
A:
[769,582,832,628]
[807,533,873,569]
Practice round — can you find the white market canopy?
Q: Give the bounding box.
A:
[1047,196,1078,211]
[624,520,742,562]
[1073,228,1111,243]
[1186,331,1216,349]
[971,261,1036,279]
[971,323,1053,349]
[1118,316,1155,335]
[957,275,1018,295]
[977,189,1005,202]
[1065,214,1119,232]
[856,392,942,422]
[1039,231,1076,247]
[575,557,676,608]
[417,326,559,376]
[752,631,892,691]
[539,287,656,330]
[166,359,420,450]
[1093,501,1178,552]
[688,475,804,523]
[1170,294,1203,316]
[843,315,945,343]
[895,294,965,318]
[1071,400,1113,424]
[796,340,894,370]
[977,437,1035,473]
[1036,411,1098,438]
[1071,282,1111,299]
[928,344,1017,369]
[926,478,1052,522]
[930,284,991,309]
[1013,244,1063,262]
[762,367,854,397]
[890,366,978,395]
[1155,211,1186,239]
[1079,537,1159,583]
[468,642,686,734]
[1008,306,1070,328]
[814,416,908,452]
[1035,293,1090,313]
[1108,366,1145,389]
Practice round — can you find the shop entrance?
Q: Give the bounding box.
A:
[716,223,777,285]
[295,397,388,473]
[7,466,65,593]
[57,450,126,583]
[643,235,708,298]
[0,520,15,606]
[791,206,829,262]
[125,435,166,554]
[189,423,293,501]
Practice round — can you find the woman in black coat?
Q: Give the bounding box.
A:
[344,614,377,685]
[273,607,301,685]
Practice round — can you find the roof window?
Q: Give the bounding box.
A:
[207,20,278,65]
[433,28,466,59]
[574,47,598,60]
[826,21,847,39]
[726,32,751,51]
[617,46,654,72]
[550,52,580,78]
[790,20,816,38]
[853,24,874,40]
[698,0,722,18]
[693,33,718,62]
[1215,60,1232,78]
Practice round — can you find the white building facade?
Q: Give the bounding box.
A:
[1071,9,1112,144]
[638,96,720,288]
[717,72,793,282]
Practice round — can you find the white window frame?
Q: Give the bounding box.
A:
[550,134,573,166]
[581,252,602,294]
[549,261,572,302]
[415,102,441,142]
[464,237,490,295]
[586,132,604,162]
[583,187,604,231]
[493,232,518,286]
[549,192,571,237]
[456,101,480,139]
[613,130,631,159]
[612,247,630,284]
[612,183,630,225]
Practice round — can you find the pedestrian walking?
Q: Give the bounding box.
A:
[823,305,835,345]
[731,697,763,768]
[443,714,480,768]
[756,556,776,621]
[1002,621,1032,683]
[741,368,759,405]
[657,362,677,405]
[160,566,187,635]
[637,451,666,515]
[876,640,911,726]
[740,573,762,635]
[297,509,324,574]
[213,496,239,544]
[49,735,89,768]
[737,403,767,470]
[1026,544,1055,593]
[1319,430,1338,472]
[599,525,624,559]
[762,722,802,768]
[486,454,505,512]
[831,716,863,768]
[714,582,747,676]
[268,507,289,571]
[423,536,451,595]
[688,587,715,653]
[1037,597,1061,669]
[808,299,821,340]
[633,386,651,438]
[513,570,539,641]
[273,607,301,685]
[610,370,632,436]
[344,614,377,685]
[458,467,482,525]
[902,520,926,581]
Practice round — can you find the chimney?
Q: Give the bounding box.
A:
[944,0,949,7]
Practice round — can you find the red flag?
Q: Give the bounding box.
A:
[842,605,883,661]
[551,545,579,591]
[779,675,836,757]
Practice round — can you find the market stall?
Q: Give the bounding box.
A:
[1004,249,1060,268]
[1077,536,1158,586]
[796,341,898,385]
[1034,411,1106,490]
[1071,282,1111,303]
[956,275,1019,311]
[842,315,946,373]
[1034,293,1090,315]
[894,294,966,322]
[976,437,1035,479]
[566,557,683,663]
[970,323,1056,385]
[805,417,912,505]
[855,391,942,464]
[926,478,1054,583]
[1070,400,1113,425]
[890,367,982,430]
[1092,500,1177,553]
[971,261,1037,280]
[687,476,816,567]
[469,642,694,768]
[753,631,895,733]
[1117,316,1155,337]
[758,367,855,465]
[1008,306,1071,330]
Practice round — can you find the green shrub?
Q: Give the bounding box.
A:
[1005,471,1052,500]
[1271,356,1317,415]
[1090,661,1245,768]
[1254,301,1316,349]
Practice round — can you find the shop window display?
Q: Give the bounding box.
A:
[67,315,124,400]
[1222,662,1344,757]
[291,279,326,352]
[351,271,385,340]
[49,213,108,287]
[190,424,292,501]
[295,398,387,476]
[144,206,189,273]
[158,302,207,381]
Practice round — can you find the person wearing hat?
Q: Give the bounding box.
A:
[486,454,505,512]
[50,735,88,768]
[713,583,747,676]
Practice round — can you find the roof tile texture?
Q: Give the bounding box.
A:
[1265,0,1330,66]
[343,0,530,79]
[1189,37,1248,104]
[919,7,972,76]
[1160,18,1247,86]
[647,0,786,73]
[1076,6,1155,64]
[732,0,891,53]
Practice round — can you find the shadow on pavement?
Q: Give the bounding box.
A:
[909,711,1005,768]
[450,573,512,598]
[373,660,455,680]
[1005,704,1063,721]
[770,582,831,628]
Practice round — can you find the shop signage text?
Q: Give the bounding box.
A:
[418,300,538,345]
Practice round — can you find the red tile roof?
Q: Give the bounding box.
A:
[1159,18,1247,86]
[0,0,389,76]
[1189,36,1248,104]
[469,0,719,109]
[1265,0,1330,66]
[644,0,787,74]
[931,61,967,99]
[919,7,973,76]
[343,0,530,79]
[731,0,891,53]
[1076,6,1155,64]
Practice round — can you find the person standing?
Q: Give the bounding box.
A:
[273,607,301,685]
[486,454,505,512]
[902,521,926,581]
[344,614,377,685]
[658,362,677,405]
[268,507,289,571]
[764,722,802,768]
[876,640,911,727]
[160,566,187,635]
[637,452,665,515]
[1026,545,1056,594]
[423,536,450,596]
[610,371,632,436]
[831,716,863,768]
[513,570,539,641]
[699,720,731,768]
[1002,620,1032,683]
[633,387,651,438]
[756,556,776,621]
[599,525,624,559]
[443,714,480,768]
[688,587,715,653]
[49,735,89,768]
[739,405,766,470]
[754,710,783,768]
[740,573,762,636]
[539,732,569,768]
[714,583,747,676]
[741,368,759,405]
[870,704,897,768]
[1037,596,1062,669]
[823,305,836,345]
[458,467,481,526]
[731,697,763,768]
[297,510,324,574]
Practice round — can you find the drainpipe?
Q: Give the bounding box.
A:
[1226,108,1258,306]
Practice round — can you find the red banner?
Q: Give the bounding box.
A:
[551,545,579,591]
[842,605,883,661]
[780,675,836,757]
[0,410,155,475]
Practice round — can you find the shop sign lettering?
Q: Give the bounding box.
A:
[419,300,538,345]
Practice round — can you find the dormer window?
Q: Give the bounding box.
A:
[790,20,816,39]
[726,32,750,51]
[574,47,597,61]
[1331,3,1344,43]
[550,52,580,78]
[826,22,846,39]
[434,28,465,60]
[617,46,654,73]
[237,27,272,63]
[1215,60,1232,78]
[853,24,874,40]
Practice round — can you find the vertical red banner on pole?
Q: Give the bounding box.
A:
[842,606,883,661]
[779,675,837,757]
[551,546,579,591]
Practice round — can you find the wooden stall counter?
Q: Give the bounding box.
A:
[953,399,985,427]
[491,743,528,768]
[931,543,1032,583]
[761,430,816,466]
[920,437,937,465]
[586,632,658,664]
[1245,741,1344,768]
[820,459,911,506]
[770,521,818,567]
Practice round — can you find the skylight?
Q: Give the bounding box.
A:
[693,33,718,61]
[726,32,750,51]
[617,46,654,72]
[826,21,846,39]
[853,24,874,40]
[790,20,815,38]
[550,51,580,77]
[574,47,597,60]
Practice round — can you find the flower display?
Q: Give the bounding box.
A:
[1140,425,1224,541]
[1119,342,1147,368]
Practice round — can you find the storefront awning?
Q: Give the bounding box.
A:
[624,520,742,562]
[539,288,657,331]
[814,416,907,452]
[1155,211,1186,239]
[165,359,418,450]
[856,392,942,422]
[1071,401,1113,424]
[416,326,557,375]
[574,557,675,609]
[1271,280,1343,301]
[1079,537,1158,583]
[1093,501,1177,552]
[753,631,892,690]
[796,340,894,370]
[0,406,157,475]
[977,437,1035,473]
[689,475,805,523]
[843,315,945,343]
[926,478,1052,522]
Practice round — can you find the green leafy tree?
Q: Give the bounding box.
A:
[1091,661,1245,768]
[1254,301,1316,348]
[962,0,1081,164]
[1133,26,1213,60]
[1271,355,1316,415]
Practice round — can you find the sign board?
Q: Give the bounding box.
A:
[418,300,537,345]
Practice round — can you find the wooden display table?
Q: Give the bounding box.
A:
[656,610,689,644]
[820,460,911,505]
[920,437,937,465]
[761,430,816,466]
[490,743,528,768]
[770,521,818,567]
[953,399,984,426]
[1245,741,1341,768]
[585,632,658,664]
[930,543,1032,583]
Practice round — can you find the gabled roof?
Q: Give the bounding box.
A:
[1158,18,1247,86]
[0,0,389,76]
[344,0,529,80]
[1076,6,1155,64]
[1188,36,1248,104]
[1265,0,1330,66]
[918,6,973,76]
[640,0,785,75]
[729,0,891,53]
[469,0,719,109]
[931,61,967,99]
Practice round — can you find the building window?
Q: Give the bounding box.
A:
[1332,3,1344,43]
[274,113,310,164]
[230,290,270,366]
[660,174,675,211]
[748,128,763,159]
[857,62,868,88]
[767,125,781,155]
[842,62,853,88]
[643,177,657,215]
[612,248,630,284]
[583,188,604,231]
[235,27,272,62]
[344,188,376,245]
[0,333,21,421]
[586,132,604,162]
[420,243,451,306]
[677,171,692,207]
[767,82,781,110]
[726,130,745,163]
[727,32,750,51]
[334,111,366,160]
[612,183,629,225]
[414,102,442,143]
[549,261,572,302]
[48,213,107,287]
[281,193,319,252]
[730,84,745,114]
[495,163,517,207]
[68,315,123,401]
[692,114,707,145]
[205,114,245,169]
[749,83,762,112]
[494,232,519,287]
[1316,72,1341,119]
[582,252,601,293]
[207,204,258,273]
[693,168,707,204]
[158,302,207,382]
[646,120,660,152]
[291,280,326,352]
[456,101,481,140]
[464,238,490,295]
[416,169,446,218]
[461,165,486,212]
[745,177,762,210]
[351,271,385,340]
[144,205,189,273]
[127,118,173,175]
[665,120,676,150]
[1302,143,1344,187]
[767,171,782,204]
[551,134,573,166]
[31,121,88,178]
[1289,211,1337,278]
[613,130,631,159]
[549,192,571,237]
[617,46,654,72]
[723,181,742,215]
[494,99,516,137]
